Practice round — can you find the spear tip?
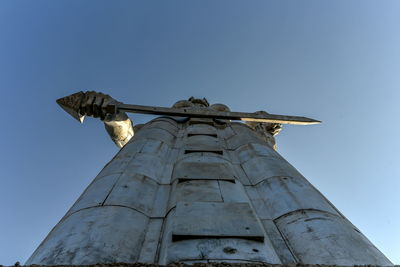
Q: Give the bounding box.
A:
[56,91,86,123]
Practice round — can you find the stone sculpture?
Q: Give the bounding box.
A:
[26,91,393,266]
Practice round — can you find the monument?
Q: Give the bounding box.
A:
[26,91,393,266]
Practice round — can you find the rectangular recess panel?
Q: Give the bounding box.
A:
[173,158,236,182]
[168,180,223,211]
[188,118,215,125]
[184,149,223,155]
[187,133,218,138]
[172,202,264,242]
[184,135,222,153]
[186,124,217,136]
[177,178,235,184]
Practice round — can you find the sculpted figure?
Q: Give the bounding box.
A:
[79,91,280,150]
[27,91,393,266]
[78,91,134,148]
[246,111,282,150]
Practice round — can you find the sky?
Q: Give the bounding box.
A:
[0,0,399,265]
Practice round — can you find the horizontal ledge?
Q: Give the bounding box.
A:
[184,150,223,155]
[172,234,264,242]
[177,178,236,184]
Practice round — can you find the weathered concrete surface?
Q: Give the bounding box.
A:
[13,263,400,267]
[27,96,394,266]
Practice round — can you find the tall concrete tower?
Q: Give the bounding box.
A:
[26,91,393,266]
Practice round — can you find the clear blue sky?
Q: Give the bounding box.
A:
[0,0,399,264]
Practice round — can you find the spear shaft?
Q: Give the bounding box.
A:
[107,103,321,125]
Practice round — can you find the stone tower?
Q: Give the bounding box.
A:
[26,92,393,266]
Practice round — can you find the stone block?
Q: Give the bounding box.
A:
[67,174,121,216]
[256,176,339,219]
[172,202,264,241]
[104,173,159,216]
[275,210,393,265]
[26,206,149,265]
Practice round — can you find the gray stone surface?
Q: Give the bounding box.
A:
[18,264,400,267]
[163,238,281,264]
[66,173,122,216]
[184,135,223,153]
[255,176,340,219]
[27,95,393,266]
[138,219,164,263]
[275,210,393,265]
[172,155,236,182]
[172,202,264,240]
[187,124,218,136]
[104,173,159,216]
[168,180,223,211]
[26,207,149,265]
